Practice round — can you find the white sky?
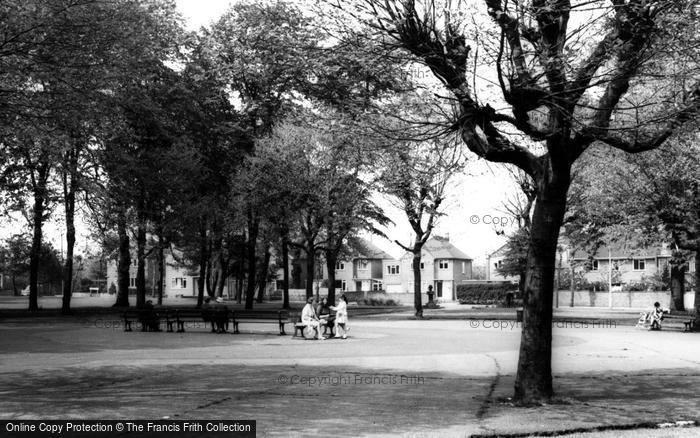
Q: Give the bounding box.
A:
[175,0,233,30]
[0,1,518,266]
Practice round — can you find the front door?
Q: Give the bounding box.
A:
[436,281,443,298]
[355,281,362,292]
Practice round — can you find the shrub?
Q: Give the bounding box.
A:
[363,297,397,306]
[623,282,649,292]
[456,283,515,305]
[108,283,117,295]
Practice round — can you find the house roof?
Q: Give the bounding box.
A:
[488,243,509,258]
[423,237,473,260]
[571,245,672,260]
[351,239,393,260]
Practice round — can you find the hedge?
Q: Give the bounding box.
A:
[456,283,516,304]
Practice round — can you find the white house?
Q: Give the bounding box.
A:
[391,236,473,301]
[106,251,204,298]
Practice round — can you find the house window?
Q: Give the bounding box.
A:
[372,281,383,291]
[462,261,466,274]
[335,261,345,271]
[358,260,368,270]
[494,260,502,269]
[129,277,136,287]
[341,280,347,291]
[633,259,646,271]
[172,277,187,289]
[438,260,449,270]
[591,260,599,271]
[420,262,425,270]
[387,265,400,275]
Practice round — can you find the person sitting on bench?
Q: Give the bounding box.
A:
[213,297,229,333]
[638,301,665,330]
[202,297,216,332]
[648,301,664,330]
[315,297,335,336]
[140,300,161,332]
[302,297,326,340]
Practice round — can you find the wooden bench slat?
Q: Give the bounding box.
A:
[231,310,288,335]
[122,308,294,335]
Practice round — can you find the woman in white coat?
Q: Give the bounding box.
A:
[331,295,349,339]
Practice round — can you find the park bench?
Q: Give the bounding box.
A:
[684,320,695,332]
[667,314,695,332]
[171,308,220,333]
[664,313,696,332]
[122,309,163,332]
[291,313,334,338]
[231,310,289,335]
[292,313,305,337]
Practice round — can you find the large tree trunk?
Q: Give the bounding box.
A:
[135,214,147,308]
[61,164,77,314]
[514,176,569,404]
[236,240,245,304]
[244,213,259,309]
[256,246,271,303]
[412,248,423,318]
[291,247,302,289]
[670,264,686,311]
[326,251,337,306]
[694,248,700,329]
[282,232,290,309]
[28,162,50,312]
[114,210,130,307]
[196,221,208,308]
[61,214,75,313]
[28,194,44,312]
[156,235,164,305]
[305,242,315,300]
[569,250,575,307]
[205,257,213,296]
[216,247,229,299]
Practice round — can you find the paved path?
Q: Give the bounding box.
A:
[1,316,699,437]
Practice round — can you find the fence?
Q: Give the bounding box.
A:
[554,290,695,309]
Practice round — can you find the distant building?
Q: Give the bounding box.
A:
[332,239,394,292]
[487,239,570,283]
[571,245,675,285]
[486,244,517,282]
[393,236,473,301]
[105,250,215,298]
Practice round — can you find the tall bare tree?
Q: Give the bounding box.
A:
[381,139,464,317]
[339,0,700,402]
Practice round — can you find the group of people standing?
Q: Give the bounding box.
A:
[301,295,349,340]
